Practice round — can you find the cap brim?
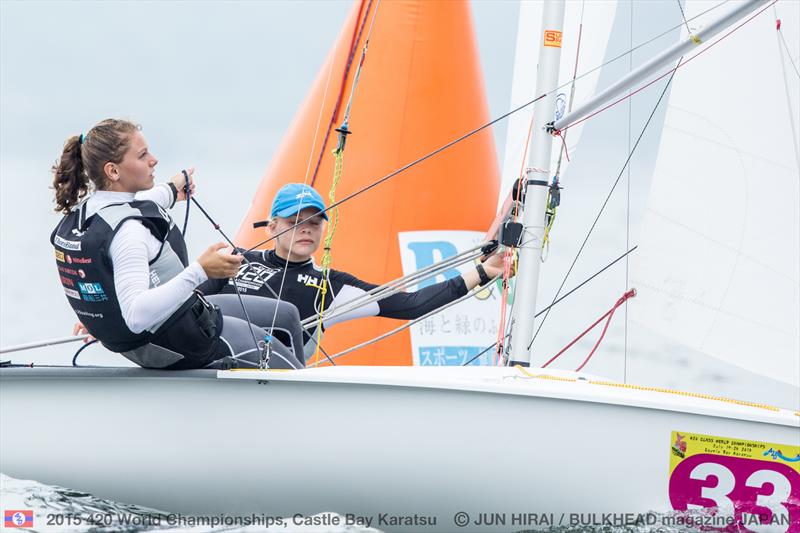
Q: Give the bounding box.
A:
[274,204,328,220]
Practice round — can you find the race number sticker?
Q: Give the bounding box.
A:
[668,431,799,532]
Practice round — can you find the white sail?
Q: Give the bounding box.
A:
[631,0,800,387]
[499,0,618,206]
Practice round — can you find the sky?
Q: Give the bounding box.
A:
[0,0,516,350]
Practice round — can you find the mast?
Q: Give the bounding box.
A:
[508,0,566,366]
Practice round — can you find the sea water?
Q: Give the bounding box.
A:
[2,473,722,533]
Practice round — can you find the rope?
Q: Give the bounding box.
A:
[776,17,800,78]
[557,0,777,135]
[309,276,499,366]
[244,1,736,254]
[526,64,679,353]
[71,339,98,366]
[306,2,381,366]
[773,8,800,172]
[462,247,638,367]
[309,0,373,187]
[304,245,486,330]
[540,289,636,371]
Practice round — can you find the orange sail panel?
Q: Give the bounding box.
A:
[235,0,499,365]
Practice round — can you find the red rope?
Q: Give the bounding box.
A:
[309,0,373,187]
[495,114,536,363]
[541,289,636,370]
[557,0,777,135]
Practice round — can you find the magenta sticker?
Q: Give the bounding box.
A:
[668,431,800,532]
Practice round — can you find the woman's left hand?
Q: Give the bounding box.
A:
[171,167,196,202]
[481,249,515,279]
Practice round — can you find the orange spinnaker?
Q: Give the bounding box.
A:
[235,0,499,365]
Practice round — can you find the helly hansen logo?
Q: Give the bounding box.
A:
[297,274,320,286]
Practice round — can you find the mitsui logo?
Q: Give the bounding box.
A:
[78,282,108,302]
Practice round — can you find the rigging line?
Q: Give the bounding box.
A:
[263,17,340,357]
[559,0,777,134]
[554,0,585,177]
[244,1,739,255]
[340,0,381,126]
[189,196,261,353]
[677,0,693,35]
[774,8,800,171]
[243,5,734,256]
[527,64,679,353]
[625,0,634,384]
[775,15,800,77]
[301,247,487,329]
[464,246,639,367]
[309,277,500,367]
[244,93,550,253]
[310,0,373,187]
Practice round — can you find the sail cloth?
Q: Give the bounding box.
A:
[500,0,618,205]
[235,1,499,365]
[631,0,800,387]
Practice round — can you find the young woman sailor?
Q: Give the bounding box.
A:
[52,119,304,370]
[201,183,508,359]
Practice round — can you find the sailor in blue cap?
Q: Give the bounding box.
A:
[202,183,507,361]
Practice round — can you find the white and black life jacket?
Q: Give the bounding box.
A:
[51,199,222,368]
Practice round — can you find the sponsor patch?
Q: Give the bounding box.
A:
[54,235,81,251]
[78,282,108,302]
[543,29,562,48]
[55,249,65,262]
[231,263,279,292]
[68,255,92,264]
[64,287,81,299]
[75,309,103,319]
[58,265,79,276]
[59,275,75,287]
[4,510,33,528]
[668,430,799,529]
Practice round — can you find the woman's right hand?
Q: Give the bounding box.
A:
[198,243,243,279]
[72,321,96,343]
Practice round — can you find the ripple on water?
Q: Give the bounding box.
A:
[0,474,383,533]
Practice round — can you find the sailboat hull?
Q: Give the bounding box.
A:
[1,366,798,531]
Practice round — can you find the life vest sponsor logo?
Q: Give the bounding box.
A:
[71,228,86,237]
[78,282,108,302]
[75,309,104,319]
[54,235,81,251]
[60,275,75,287]
[58,265,79,276]
[66,255,92,264]
[78,269,86,278]
[64,287,81,300]
[55,250,65,262]
[232,263,279,291]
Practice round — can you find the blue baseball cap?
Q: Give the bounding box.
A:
[270,183,328,220]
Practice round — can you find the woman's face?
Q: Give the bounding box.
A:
[270,207,326,262]
[107,131,158,193]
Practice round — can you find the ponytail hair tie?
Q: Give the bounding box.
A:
[78,133,85,145]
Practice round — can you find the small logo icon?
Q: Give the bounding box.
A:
[4,510,33,528]
[55,250,65,262]
[78,269,86,279]
[66,255,73,264]
[543,30,562,48]
[671,433,687,458]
